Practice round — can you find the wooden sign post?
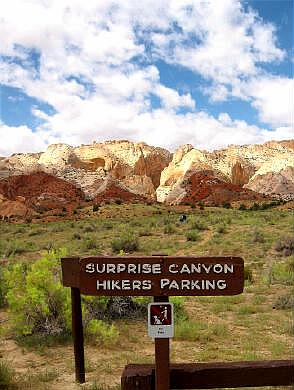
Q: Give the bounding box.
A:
[61,256,244,386]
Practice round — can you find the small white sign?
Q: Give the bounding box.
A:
[148,303,174,338]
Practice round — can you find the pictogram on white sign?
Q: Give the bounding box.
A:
[148,303,174,338]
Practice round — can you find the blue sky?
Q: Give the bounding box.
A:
[0,0,293,156]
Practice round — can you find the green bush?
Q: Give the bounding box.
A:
[138,228,152,237]
[1,240,34,257]
[164,224,176,234]
[239,203,247,210]
[83,224,96,233]
[0,359,15,387]
[273,293,294,310]
[251,229,265,243]
[244,266,253,283]
[82,236,100,251]
[186,230,199,242]
[170,297,187,320]
[4,249,71,337]
[191,219,208,231]
[0,266,7,308]
[269,261,294,285]
[216,224,226,234]
[85,319,119,346]
[250,202,260,211]
[111,232,139,253]
[274,236,294,256]
[93,204,99,212]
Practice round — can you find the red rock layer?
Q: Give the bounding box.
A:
[0,172,85,210]
[180,171,267,205]
[93,182,147,204]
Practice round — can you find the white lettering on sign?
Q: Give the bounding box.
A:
[85,263,162,274]
[168,263,234,274]
[81,260,240,294]
[96,279,152,291]
[86,262,234,275]
[160,279,227,290]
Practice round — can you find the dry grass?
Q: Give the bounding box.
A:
[0,203,293,388]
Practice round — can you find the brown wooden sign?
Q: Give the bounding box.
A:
[61,256,244,296]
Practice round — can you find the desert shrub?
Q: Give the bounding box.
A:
[274,236,294,256]
[269,260,294,285]
[85,319,119,346]
[102,222,113,230]
[175,320,203,341]
[164,224,176,234]
[223,202,231,209]
[73,209,78,215]
[273,293,294,310]
[2,240,33,257]
[186,230,199,242]
[72,232,81,240]
[251,229,265,243]
[190,203,196,209]
[175,319,227,342]
[82,236,100,251]
[83,224,96,233]
[239,203,247,210]
[216,224,226,234]
[191,219,208,231]
[250,202,260,211]
[4,248,71,337]
[225,216,232,224]
[138,228,152,237]
[170,297,187,320]
[105,296,147,319]
[198,201,205,210]
[244,266,253,283]
[0,266,8,308]
[93,204,99,212]
[0,359,15,387]
[111,232,139,253]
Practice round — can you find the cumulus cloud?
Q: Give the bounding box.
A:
[0,122,48,156]
[244,76,293,127]
[0,0,292,155]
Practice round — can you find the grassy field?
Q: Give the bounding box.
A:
[0,203,293,389]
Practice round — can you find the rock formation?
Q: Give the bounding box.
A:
[0,140,172,200]
[164,170,266,206]
[92,176,148,205]
[0,172,85,212]
[0,139,293,211]
[245,166,294,201]
[157,140,294,203]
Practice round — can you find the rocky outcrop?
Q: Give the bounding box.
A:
[157,140,294,202]
[1,140,172,200]
[92,176,148,204]
[245,166,294,201]
[0,139,293,206]
[164,170,266,206]
[0,172,85,212]
[0,199,32,220]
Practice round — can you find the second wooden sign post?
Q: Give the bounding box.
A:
[61,255,244,389]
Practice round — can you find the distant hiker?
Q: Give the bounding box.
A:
[179,214,187,223]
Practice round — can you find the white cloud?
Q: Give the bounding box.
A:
[155,85,195,110]
[0,0,292,156]
[0,122,48,156]
[244,76,293,127]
